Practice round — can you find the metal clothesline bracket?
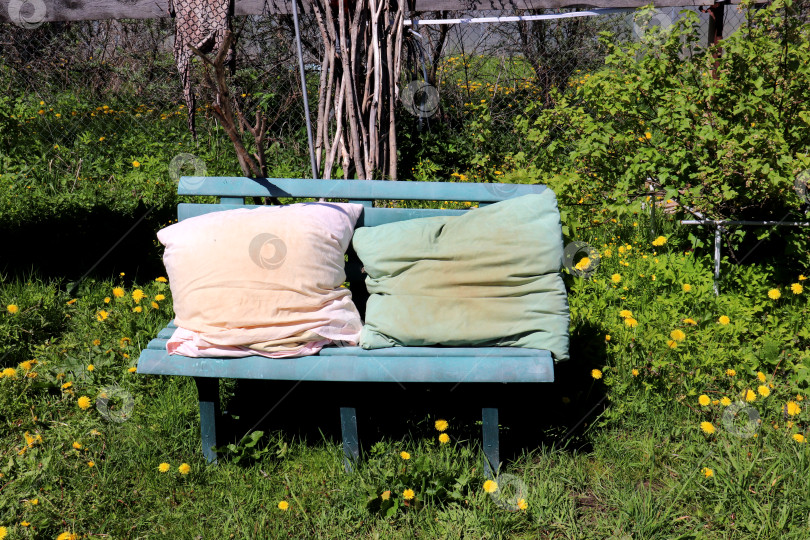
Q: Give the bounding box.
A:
[679,218,810,295]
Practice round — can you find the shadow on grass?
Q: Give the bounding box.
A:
[0,202,172,285]
[219,319,609,467]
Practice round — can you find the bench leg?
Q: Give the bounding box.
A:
[194,377,221,464]
[482,407,500,479]
[340,406,360,473]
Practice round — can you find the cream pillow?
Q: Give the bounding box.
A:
[157,203,364,352]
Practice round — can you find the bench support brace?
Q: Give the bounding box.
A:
[195,377,221,464]
[482,407,500,478]
[340,407,360,473]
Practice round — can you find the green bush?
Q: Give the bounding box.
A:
[519,0,810,263]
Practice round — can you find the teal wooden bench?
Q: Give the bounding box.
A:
[136,177,559,476]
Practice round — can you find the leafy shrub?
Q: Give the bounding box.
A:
[519,0,810,263]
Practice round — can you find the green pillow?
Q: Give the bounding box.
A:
[352,192,570,361]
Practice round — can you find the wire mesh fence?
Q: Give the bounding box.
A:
[0,4,759,185]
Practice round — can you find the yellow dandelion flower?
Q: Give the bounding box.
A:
[758,385,770,397]
[791,283,803,294]
[128,367,137,373]
[666,340,677,348]
[96,310,108,321]
[132,289,146,303]
[92,339,101,346]
[757,372,766,382]
[72,441,82,449]
[113,287,125,298]
[611,274,621,283]
[6,304,19,314]
[721,397,731,406]
[718,315,730,325]
[178,463,190,475]
[151,301,159,309]
[56,533,78,540]
[155,276,168,283]
[158,462,170,473]
[400,451,410,460]
[625,317,638,328]
[132,160,140,168]
[698,395,710,406]
[278,500,290,510]
[61,381,73,389]
[155,294,165,301]
[104,297,111,304]
[78,396,92,410]
[744,389,756,402]
[132,306,142,313]
[767,288,781,300]
[483,480,498,493]
[652,236,667,246]
[799,275,807,281]
[700,421,716,434]
[702,467,714,478]
[438,433,450,444]
[403,489,415,500]
[645,132,652,139]
[786,401,801,416]
[726,369,736,376]
[0,527,6,539]
[670,329,686,341]
[605,334,611,341]
[435,419,449,432]
[574,257,591,271]
[591,369,602,380]
[19,360,36,371]
[793,433,806,443]
[682,318,697,325]
[619,310,633,319]
[632,368,639,376]
[517,498,528,510]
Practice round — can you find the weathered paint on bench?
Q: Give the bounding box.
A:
[137,176,559,476]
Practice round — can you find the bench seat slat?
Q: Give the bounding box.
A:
[136,348,554,383]
[178,177,545,202]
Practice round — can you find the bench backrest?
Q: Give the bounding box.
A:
[176,177,549,317]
